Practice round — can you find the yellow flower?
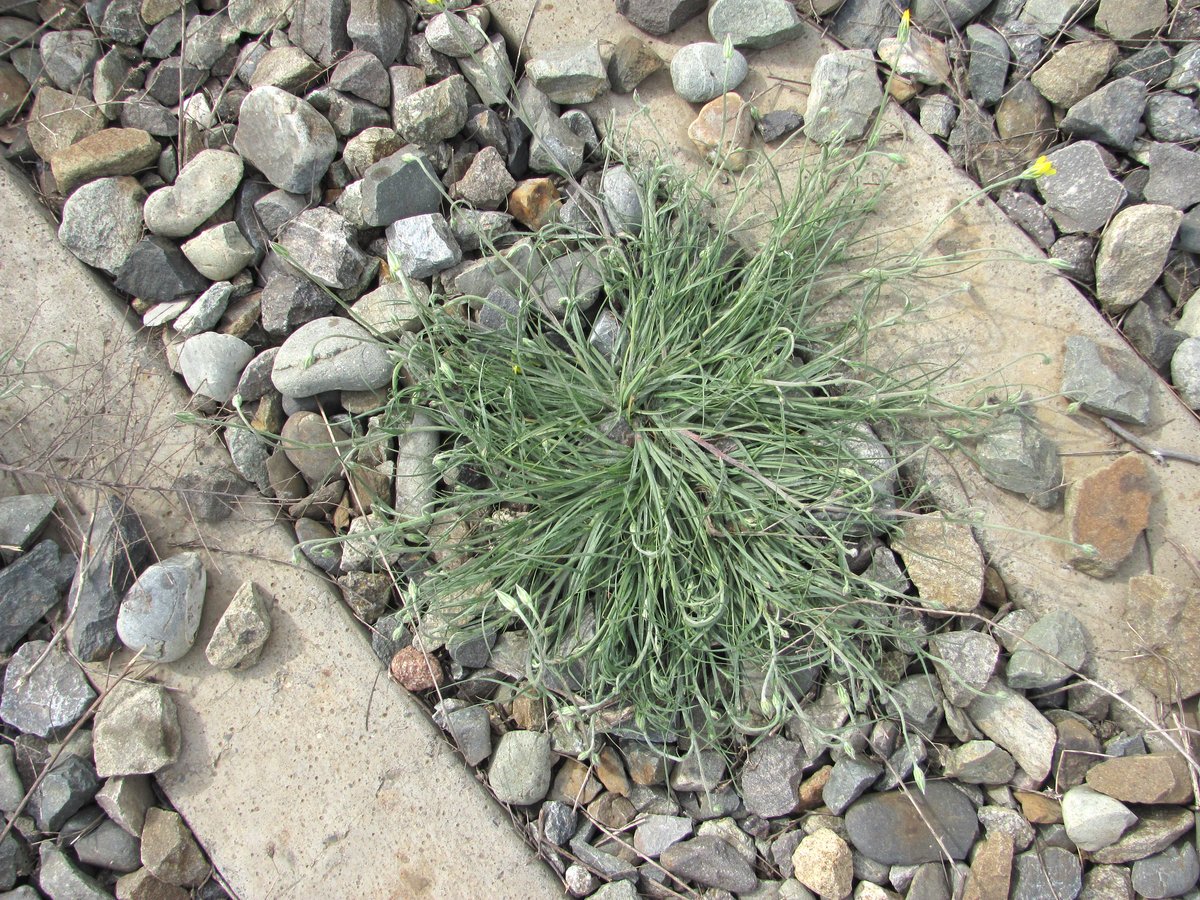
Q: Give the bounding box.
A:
[512,364,523,375]
[1022,156,1057,179]
[897,8,911,43]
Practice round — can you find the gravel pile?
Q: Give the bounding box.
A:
[0,0,1196,897]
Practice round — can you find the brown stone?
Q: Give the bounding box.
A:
[0,62,29,124]
[116,867,190,900]
[1123,574,1200,700]
[587,792,636,830]
[622,742,669,786]
[963,832,1014,900]
[510,694,545,731]
[595,745,631,796]
[688,92,754,172]
[1049,712,1101,791]
[508,177,561,230]
[50,128,161,194]
[1066,453,1153,577]
[140,808,209,887]
[1084,752,1195,805]
[1031,41,1119,108]
[389,645,445,691]
[895,513,985,611]
[28,87,104,162]
[549,757,602,805]
[1014,790,1062,824]
[218,290,261,337]
[796,765,833,811]
[607,35,663,93]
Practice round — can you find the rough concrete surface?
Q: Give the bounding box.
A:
[0,158,560,898]
[492,2,1200,720]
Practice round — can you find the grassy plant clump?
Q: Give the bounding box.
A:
[372,142,997,747]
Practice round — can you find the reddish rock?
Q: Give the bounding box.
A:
[508,177,561,230]
[388,645,445,691]
[1085,752,1195,805]
[964,832,1014,900]
[595,745,631,796]
[549,757,602,805]
[1065,453,1153,577]
[688,92,754,172]
[1014,790,1062,824]
[50,128,161,194]
[796,764,833,811]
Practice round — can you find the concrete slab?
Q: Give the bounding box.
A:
[491,3,1200,713]
[0,158,561,898]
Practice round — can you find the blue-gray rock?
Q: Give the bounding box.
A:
[385,214,462,279]
[359,149,441,227]
[28,754,100,831]
[116,552,206,663]
[0,641,96,737]
[804,49,883,144]
[0,746,24,814]
[823,756,883,815]
[1144,143,1200,211]
[929,629,999,707]
[526,42,608,104]
[616,0,706,34]
[570,837,638,881]
[488,731,552,804]
[708,0,803,49]
[347,0,409,66]
[330,49,391,106]
[976,407,1063,507]
[115,237,209,302]
[846,783,978,865]
[370,610,410,661]
[530,250,604,317]
[1166,43,1200,92]
[171,465,247,523]
[394,74,468,144]
[1062,785,1136,852]
[289,0,350,66]
[670,42,748,104]
[254,190,310,238]
[278,207,369,291]
[260,271,336,337]
[1007,609,1089,690]
[758,109,804,142]
[891,674,943,735]
[453,37,512,110]
[40,30,100,92]
[965,678,1056,783]
[966,25,1010,107]
[1061,335,1155,425]
[660,835,757,893]
[234,86,338,194]
[738,736,804,819]
[225,426,271,493]
[941,740,1016,784]
[0,538,73,651]
[73,815,141,872]
[1012,846,1082,899]
[1146,93,1200,142]
[173,281,235,337]
[273,316,394,397]
[1173,337,1200,409]
[57,176,146,276]
[178,333,254,404]
[38,844,109,900]
[529,118,586,176]
[234,349,281,405]
[832,0,902,50]
[1124,290,1187,374]
[229,0,293,33]
[1061,77,1147,151]
[433,700,492,766]
[1112,42,1174,85]
[1036,141,1126,233]
[912,0,990,30]
[541,800,578,847]
[327,90,391,137]
[1132,841,1200,897]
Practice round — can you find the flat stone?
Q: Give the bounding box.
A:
[1061,336,1154,426]
[178,332,253,404]
[978,805,1036,851]
[234,87,338,194]
[739,736,805,818]
[1144,144,1200,211]
[141,807,209,887]
[28,87,104,162]
[878,31,951,87]
[615,0,706,34]
[844,783,978,865]
[1065,453,1154,578]
[804,49,882,144]
[1086,753,1194,805]
[0,539,72,652]
[1011,846,1081,900]
[433,701,491,766]
[975,407,1062,507]
[260,272,335,338]
[393,75,468,144]
[116,552,206,663]
[144,149,243,239]
[912,0,990,30]
[670,42,748,104]
[273,316,393,397]
[1174,337,1200,409]
[74,816,141,872]
[171,464,247,523]
[205,580,271,670]
[1061,77,1147,151]
[50,128,160,195]
[1032,41,1119,108]
[386,213,462,278]
[38,844,110,900]
[526,42,608,104]
[1037,141,1125,234]
[1061,785,1136,852]
[96,775,155,836]
[661,835,758,893]
[1006,609,1089,690]
[28,753,101,831]
[115,237,210,303]
[224,426,271,493]
[1096,0,1168,39]
[671,749,727,793]
[488,731,552,805]
[894,513,984,611]
[1094,204,1181,314]
[280,411,350,486]
[634,814,693,858]
[351,279,426,337]
[942,740,1016,784]
[360,149,441,227]
[1080,865,1134,900]
[1122,573,1200,701]
[966,678,1056,783]
[792,828,851,899]
[930,630,1000,707]
[1050,711,1102,789]
[1132,841,1200,899]
[1092,806,1195,865]
[0,640,95,737]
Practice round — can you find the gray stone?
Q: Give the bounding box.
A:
[1061,785,1136,852]
[119,97,177,137]
[289,0,350,67]
[173,281,235,337]
[278,207,368,291]
[966,25,1010,107]
[529,117,586,176]
[93,682,180,777]
[1112,43,1173,86]
[708,0,803,49]
[1020,0,1090,35]
[670,749,726,793]
[331,50,390,107]
[347,0,409,66]
[370,610,409,661]
[912,0,989,30]
[615,0,706,34]
[1145,143,1200,211]
[116,552,206,663]
[180,225,255,284]
[822,757,882,816]
[66,495,150,662]
[73,816,141,872]
[273,314,394,395]
[929,631,999,708]
[385,214,461,279]
[280,411,350,488]
[1166,43,1200,92]
[327,90,391,137]
[261,272,335,338]
[28,753,100,831]
[224,426,271,493]
[527,42,608,104]
[1061,77,1147,151]
[0,746,23,814]
[433,700,492,766]
[1037,141,1125,233]
[804,49,882,144]
[831,0,901,50]
[40,29,99,92]
[229,0,293,33]
[343,128,405,181]
[393,75,468,144]
[739,736,804,819]
[57,176,145,276]
[976,407,1062,508]
[1012,846,1082,900]
[180,11,238,69]
[234,86,338,194]
[249,47,321,92]
[670,42,748,104]
[254,190,311,238]
[1146,93,1200,142]
[891,674,943,736]
[1007,609,1089,690]
[452,146,516,211]
[115,237,210,302]
[95,776,154,838]
[966,678,1056,783]
[918,94,957,138]
[0,641,95,738]
[178,332,254,404]
[531,250,604,317]
[360,149,441,227]
[143,149,242,239]
[591,881,639,900]
[996,189,1055,249]
[205,580,271,670]
[978,805,1036,851]
[0,539,72,651]
[844,783,978,865]
[38,844,109,900]
[1173,337,1200,409]
[942,740,1016,784]
[634,814,693,857]
[1049,234,1096,282]
[660,835,758,893]
[141,807,209,887]
[459,35,515,108]
[488,731,552,805]
[758,109,804,142]
[1093,806,1195,865]
[28,87,105,163]
[350,279,426,337]
[569,838,638,881]
[1081,865,1135,899]
[425,11,487,58]
[171,465,247,523]
[1061,335,1155,425]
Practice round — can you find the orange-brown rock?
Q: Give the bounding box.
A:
[796,765,833,811]
[1014,790,1062,824]
[1085,752,1195,805]
[687,92,754,172]
[389,645,444,691]
[548,757,602,805]
[51,128,161,194]
[1065,453,1153,577]
[595,745,631,796]
[963,832,1014,900]
[508,177,561,230]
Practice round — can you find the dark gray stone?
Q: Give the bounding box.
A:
[28,754,101,831]
[570,837,638,881]
[659,835,757,893]
[331,49,391,107]
[120,97,177,136]
[1050,235,1096,282]
[832,0,903,49]
[278,207,369,291]
[1008,609,1089,690]
[1166,44,1200,92]
[360,149,441,227]
[966,25,1010,107]
[891,674,943,736]
[347,0,409,66]
[1012,846,1082,900]
[295,518,341,573]
[912,0,990,30]
[37,844,109,900]
[670,749,726,793]
[1145,93,1200,142]
[975,407,1063,508]
[289,0,350,66]
[114,237,209,302]
[261,271,336,337]
[66,494,151,662]
[941,740,1016,784]
[823,756,883,815]
[181,12,239,69]
[1061,335,1155,425]
[0,539,73,651]
[433,700,492,766]
[615,0,705,34]
[1112,43,1174,85]
[254,190,310,239]
[327,90,391,137]
[0,640,95,737]
[1061,77,1148,151]
[540,800,577,846]
[996,189,1055,249]
[739,736,804,818]
[73,815,141,872]
[172,466,248,523]
[1037,141,1126,233]
[145,57,209,106]
[233,349,280,404]
[370,610,410,661]
[845,783,978,865]
[1144,143,1200,211]
[708,0,803,49]
[758,109,804,142]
